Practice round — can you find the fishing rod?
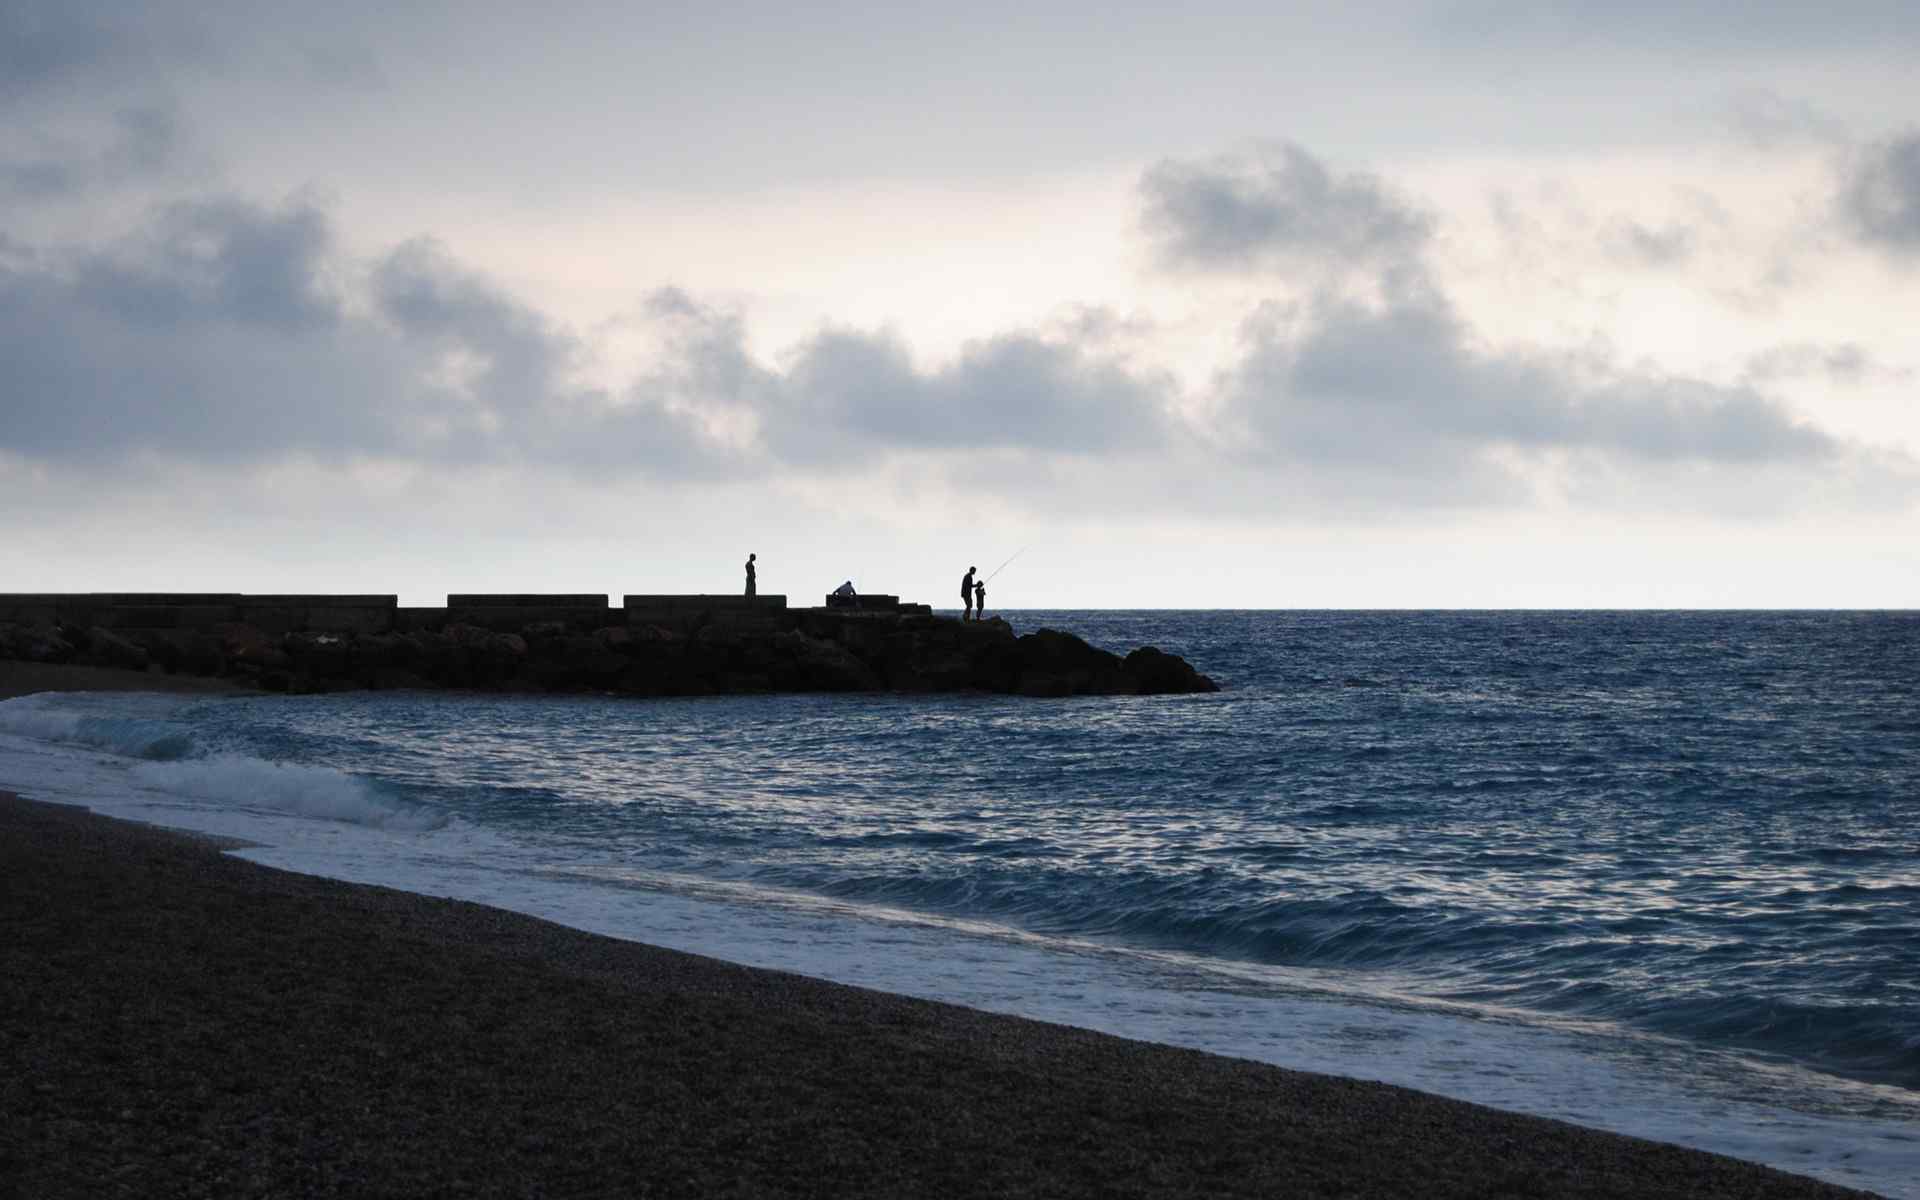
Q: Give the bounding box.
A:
[984,545,1029,584]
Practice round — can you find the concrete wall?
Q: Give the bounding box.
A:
[1,591,932,637]
[0,594,397,634]
[623,595,791,633]
[446,594,612,633]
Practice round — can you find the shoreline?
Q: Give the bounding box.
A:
[1,790,1877,1198]
[0,660,253,700]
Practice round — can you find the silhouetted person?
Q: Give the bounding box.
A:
[745,553,757,597]
[961,566,976,620]
[975,579,986,620]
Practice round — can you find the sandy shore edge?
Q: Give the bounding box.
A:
[1,789,1879,1199]
[0,660,252,700]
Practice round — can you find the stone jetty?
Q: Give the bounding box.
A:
[0,593,1217,697]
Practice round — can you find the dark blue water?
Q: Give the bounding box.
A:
[163,609,1918,1095]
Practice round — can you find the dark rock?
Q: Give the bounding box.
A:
[1004,629,1125,696]
[526,634,627,690]
[1122,646,1219,695]
[215,623,288,673]
[767,631,880,692]
[283,632,350,679]
[135,630,225,677]
[352,633,415,672]
[76,627,150,672]
[0,622,76,664]
[4,604,1218,701]
[447,624,527,660]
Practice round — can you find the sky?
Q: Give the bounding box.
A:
[3,0,1917,607]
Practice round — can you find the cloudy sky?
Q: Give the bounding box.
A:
[4,1,1917,606]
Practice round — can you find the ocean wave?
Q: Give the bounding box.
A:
[0,694,196,760]
[130,755,447,832]
[0,694,441,832]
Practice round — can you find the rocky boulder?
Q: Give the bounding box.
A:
[75,627,150,672]
[1121,645,1218,694]
[0,622,76,664]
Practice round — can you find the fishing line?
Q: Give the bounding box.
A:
[984,546,1029,584]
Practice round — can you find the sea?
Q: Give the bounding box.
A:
[2,611,1915,1197]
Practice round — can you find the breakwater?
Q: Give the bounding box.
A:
[0,593,1216,697]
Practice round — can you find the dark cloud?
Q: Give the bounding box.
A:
[792,329,1174,455]
[1608,220,1695,268]
[1744,343,1913,387]
[0,3,130,104]
[0,197,723,474]
[1719,89,1846,150]
[1140,143,1431,275]
[1840,130,1920,256]
[104,104,182,174]
[1,266,399,463]
[1222,285,1837,502]
[374,237,568,410]
[1044,305,1156,346]
[0,159,1899,523]
[0,0,194,202]
[72,196,338,331]
[0,3,207,112]
[0,155,79,198]
[2,103,186,200]
[629,291,1177,464]
[627,288,778,423]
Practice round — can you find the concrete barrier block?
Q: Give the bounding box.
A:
[304,606,396,635]
[244,594,398,608]
[622,594,786,611]
[448,594,608,608]
[86,607,171,629]
[442,606,612,632]
[238,607,300,635]
[394,607,450,633]
[175,605,244,630]
[89,605,243,630]
[94,593,244,606]
[823,594,901,611]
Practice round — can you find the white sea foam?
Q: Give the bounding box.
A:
[130,755,446,831]
[0,693,195,760]
[0,692,440,831]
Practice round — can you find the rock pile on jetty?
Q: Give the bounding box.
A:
[0,594,1217,698]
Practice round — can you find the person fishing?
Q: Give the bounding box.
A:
[974,578,986,621]
[960,565,977,620]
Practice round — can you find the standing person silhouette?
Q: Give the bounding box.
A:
[745,553,757,597]
[975,579,986,621]
[961,566,976,620]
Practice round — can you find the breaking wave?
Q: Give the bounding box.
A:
[0,693,442,831]
[129,755,447,832]
[0,693,196,760]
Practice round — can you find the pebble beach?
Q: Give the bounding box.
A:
[1,778,1879,1198]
